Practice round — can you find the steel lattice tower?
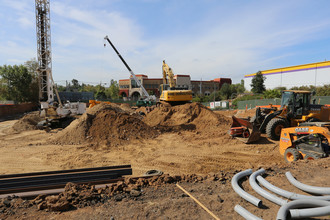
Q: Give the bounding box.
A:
[35,0,54,102]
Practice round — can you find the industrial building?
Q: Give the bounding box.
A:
[119,74,231,100]
[244,61,330,91]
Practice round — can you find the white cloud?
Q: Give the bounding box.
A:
[2,0,34,29]
[2,0,330,85]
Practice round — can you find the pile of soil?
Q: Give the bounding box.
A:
[119,103,135,114]
[143,102,231,133]
[5,111,42,134]
[1,157,329,219]
[52,103,158,146]
[0,172,228,214]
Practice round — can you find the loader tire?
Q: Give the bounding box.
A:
[284,148,300,163]
[266,118,287,140]
[304,153,321,160]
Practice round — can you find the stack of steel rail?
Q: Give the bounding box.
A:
[0,165,132,198]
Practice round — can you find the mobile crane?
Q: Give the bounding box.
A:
[104,35,156,104]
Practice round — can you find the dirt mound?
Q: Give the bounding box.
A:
[26,172,228,212]
[143,102,231,132]
[52,103,158,146]
[5,111,42,134]
[119,103,134,114]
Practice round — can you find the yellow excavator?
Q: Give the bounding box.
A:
[158,60,192,106]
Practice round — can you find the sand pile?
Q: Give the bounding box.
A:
[5,111,42,134]
[119,103,135,114]
[52,103,158,146]
[143,102,231,132]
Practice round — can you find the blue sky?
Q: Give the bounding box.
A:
[1,0,330,86]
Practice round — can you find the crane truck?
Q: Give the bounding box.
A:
[104,35,156,105]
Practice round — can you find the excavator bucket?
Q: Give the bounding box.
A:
[229,116,261,144]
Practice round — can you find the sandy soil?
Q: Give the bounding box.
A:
[0,105,329,219]
[0,121,282,176]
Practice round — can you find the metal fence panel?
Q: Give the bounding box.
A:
[237,96,330,109]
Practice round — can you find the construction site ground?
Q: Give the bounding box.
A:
[0,104,329,219]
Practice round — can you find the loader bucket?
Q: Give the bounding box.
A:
[229,116,261,144]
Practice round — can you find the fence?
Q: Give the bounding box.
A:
[0,103,38,118]
[237,96,330,109]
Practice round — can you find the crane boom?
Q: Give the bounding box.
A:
[104,35,150,99]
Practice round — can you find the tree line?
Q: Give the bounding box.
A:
[56,79,119,100]
[0,59,120,103]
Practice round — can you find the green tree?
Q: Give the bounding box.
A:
[263,89,281,99]
[315,84,330,96]
[0,64,37,102]
[219,83,232,99]
[71,79,81,91]
[95,85,106,100]
[251,71,266,94]
[105,79,119,100]
[24,59,39,102]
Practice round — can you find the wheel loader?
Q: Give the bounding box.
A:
[279,122,330,162]
[229,90,330,143]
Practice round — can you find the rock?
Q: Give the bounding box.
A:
[45,195,59,204]
[217,195,224,203]
[114,194,123,202]
[37,201,47,210]
[3,200,11,207]
[130,189,141,197]
[49,200,71,212]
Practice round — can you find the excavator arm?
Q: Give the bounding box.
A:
[162,60,176,89]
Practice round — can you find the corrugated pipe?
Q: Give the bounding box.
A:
[234,204,263,220]
[276,199,330,220]
[256,176,330,200]
[249,169,287,206]
[285,171,330,195]
[231,169,262,207]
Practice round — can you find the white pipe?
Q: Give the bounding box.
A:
[249,169,287,206]
[231,169,262,207]
[234,205,263,220]
[285,171,330,195]
[277,199,330,220]
[290,205,330,218]
[256,176,330,200]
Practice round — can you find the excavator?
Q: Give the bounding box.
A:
[104,34,191,107]
[158,60,192,106]
[229,90,330,143]
[279,122,330,162]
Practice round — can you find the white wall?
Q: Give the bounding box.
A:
[244,66,330,91]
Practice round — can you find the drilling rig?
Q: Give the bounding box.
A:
[35,0,85,128]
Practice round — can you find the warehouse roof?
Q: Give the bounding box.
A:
[245,60,330,78]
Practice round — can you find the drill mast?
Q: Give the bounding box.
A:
[35,0,54,103]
